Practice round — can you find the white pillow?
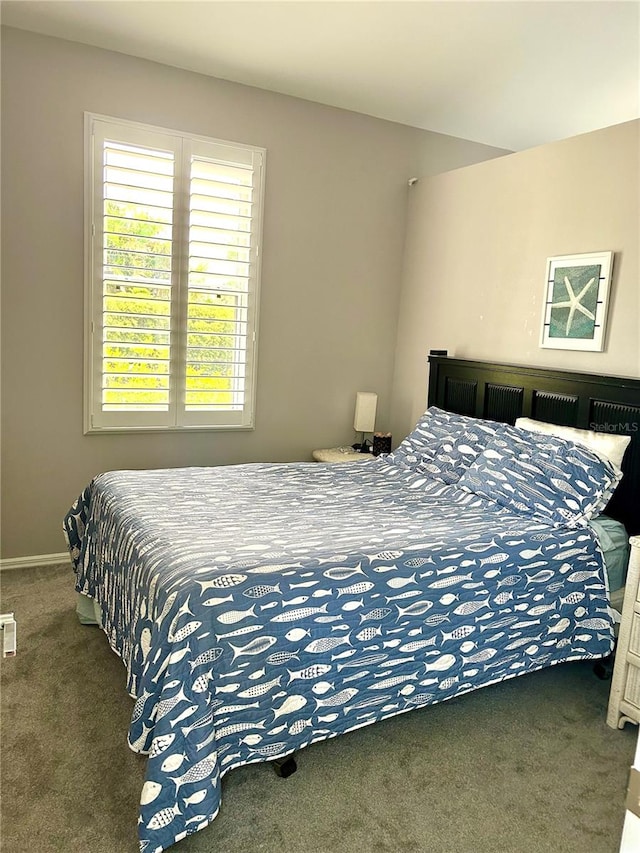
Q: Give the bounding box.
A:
[515,417,630,472]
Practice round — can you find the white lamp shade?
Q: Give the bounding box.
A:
[354,392,377,433]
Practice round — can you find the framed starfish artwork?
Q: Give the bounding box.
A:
[540,251,614,351]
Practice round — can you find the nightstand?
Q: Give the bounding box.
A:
[607,536,640,729]
[312,447,374,463]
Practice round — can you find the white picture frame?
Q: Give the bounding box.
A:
[540,251,614,352]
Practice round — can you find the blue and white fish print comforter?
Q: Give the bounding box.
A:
[64,459,614,853]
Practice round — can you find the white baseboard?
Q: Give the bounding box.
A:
[0,552,70,571]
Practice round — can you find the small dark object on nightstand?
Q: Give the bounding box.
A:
[373,433,392,456]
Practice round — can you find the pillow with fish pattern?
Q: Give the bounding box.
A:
[388,407,502,477]
[456,426,622,527]
[415,428,495,484]
[386,407,462,470]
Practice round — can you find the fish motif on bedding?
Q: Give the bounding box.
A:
[63,460,614,853]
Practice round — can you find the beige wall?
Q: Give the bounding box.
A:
[0,27,506,559]
[391,120,640,442]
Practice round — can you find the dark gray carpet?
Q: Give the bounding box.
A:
[0,563,636,853]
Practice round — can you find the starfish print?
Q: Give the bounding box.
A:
[553,275,596,335]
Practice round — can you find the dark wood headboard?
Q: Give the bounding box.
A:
[427,356,640,535]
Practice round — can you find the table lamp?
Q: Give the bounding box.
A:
[353,391,377,453]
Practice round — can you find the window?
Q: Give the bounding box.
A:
[84,114,265,432]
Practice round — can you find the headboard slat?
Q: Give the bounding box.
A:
[484,383,524,424]
[531,391,579,426]
[443,377,477,416]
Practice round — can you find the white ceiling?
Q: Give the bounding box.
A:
[2,0,639,151]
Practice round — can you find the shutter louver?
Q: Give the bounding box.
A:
[186,157,253,412]
[101,141,175,412]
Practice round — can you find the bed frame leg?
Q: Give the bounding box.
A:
[272,755,297,778]
[593,652,614,680]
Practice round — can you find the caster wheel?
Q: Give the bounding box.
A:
[272,757,297,778]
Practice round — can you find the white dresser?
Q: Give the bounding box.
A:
[608,536,640,729]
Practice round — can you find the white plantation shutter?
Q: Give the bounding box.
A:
[101,138,175,417]
[182,141,256,426]
[86,116,264,432]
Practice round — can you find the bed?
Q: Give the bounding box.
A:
[64,356,640,853]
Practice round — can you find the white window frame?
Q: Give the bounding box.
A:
[84,113,265,434]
